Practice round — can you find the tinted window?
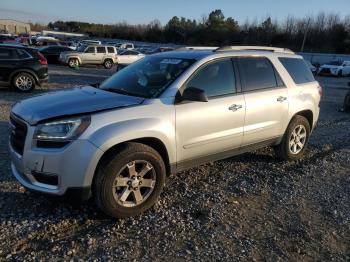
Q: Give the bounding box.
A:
[85,47,95,53]
[107,47,115,53]
[238,57,278,92]
[0,48,16,59]
[279,58,315,84]
[186,59,236,97]
[96,47,106,53]
[16,49,31,59]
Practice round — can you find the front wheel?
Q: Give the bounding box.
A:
[274,115,310,161]
[68,58,79,68]
[93,142,166,218]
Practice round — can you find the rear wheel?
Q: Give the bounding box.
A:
[12,72,35,92]
[337,70,343,77]
[93,142,166,218]
[275,115,310,161]
[68,58,79,68]
[103,59,113,69]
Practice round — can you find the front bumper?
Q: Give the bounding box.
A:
[10,138,104,198]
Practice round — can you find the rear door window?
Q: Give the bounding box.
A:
[279,57,315,84]
[107,47,115,53]
[238,57,278,92]
[96,47,106,53]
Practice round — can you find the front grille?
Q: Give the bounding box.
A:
[9,114,28,155]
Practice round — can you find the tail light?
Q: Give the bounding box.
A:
[38,52,48,65]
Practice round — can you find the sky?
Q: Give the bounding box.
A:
[1,0,350,25]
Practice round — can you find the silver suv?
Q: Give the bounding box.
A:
[59,45,118,69]
[10,46,321,218]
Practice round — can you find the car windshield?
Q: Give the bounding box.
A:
[100,56,195,98]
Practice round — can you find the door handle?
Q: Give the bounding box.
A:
[229,104,243,111]
[277,96,287,102]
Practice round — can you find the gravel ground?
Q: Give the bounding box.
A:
[0,65,349,261]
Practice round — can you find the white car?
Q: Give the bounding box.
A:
[117,50,145,65]
[305,60,317,75]
[318,61,350,77]
[119,43,134,50]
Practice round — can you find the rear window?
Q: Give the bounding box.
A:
[107,47,115,53]
[16,49,31,59]
[279,57,315,84]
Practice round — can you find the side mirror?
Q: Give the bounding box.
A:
[176,87,208,103]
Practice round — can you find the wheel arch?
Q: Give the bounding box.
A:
[293,109,314,130]
[67,56,82,64]
[94,137,172,179]
[9,69,39,85]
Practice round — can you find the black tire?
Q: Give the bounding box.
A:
[12,72,36,92]
[274,115,311,161]
[337,70,343,77]
[103,59,113,69]
[68,58,79,68]
[93,142,166,218]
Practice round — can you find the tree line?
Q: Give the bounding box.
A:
[32,10,350,53]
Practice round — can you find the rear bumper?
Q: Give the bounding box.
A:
[38,75,49,85]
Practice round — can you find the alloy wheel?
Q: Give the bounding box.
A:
[289,125,307,154]
[112,160,156,207]
[15,75,33,91]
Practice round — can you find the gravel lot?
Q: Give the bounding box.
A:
[0,65,349,261]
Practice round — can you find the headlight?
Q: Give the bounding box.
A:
[34,116,90,141]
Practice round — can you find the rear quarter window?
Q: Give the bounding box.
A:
[279,57,315,84]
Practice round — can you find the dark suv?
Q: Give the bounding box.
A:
[0,44,48,92]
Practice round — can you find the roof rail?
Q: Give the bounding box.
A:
[175,46,217,51]
[215,46,294,54]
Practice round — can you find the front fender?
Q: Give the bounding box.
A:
[87,118,176,164]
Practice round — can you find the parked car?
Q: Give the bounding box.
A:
[0,35,17,44]
[318,61,350,77]
[119,43,134,50]
[9,46,321,218]
[81,40,102,46]
[305,60,317,75]
[0,44,48,92]
[146,47,175,54]
[39,46,73,64]
[59,45,118,69]
[117,50,145,65]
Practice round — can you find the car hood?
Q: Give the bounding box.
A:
[12,86,145,125]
